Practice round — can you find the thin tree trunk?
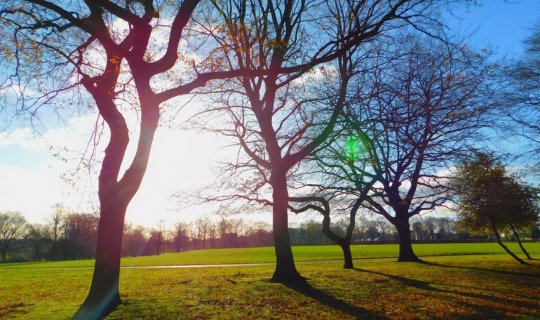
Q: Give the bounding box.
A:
[51,241,57,261]
[271,174,303,283]
[321,212,354,269]
[510,224,533,260]
[395,220,420,262]
[491,221,528,265]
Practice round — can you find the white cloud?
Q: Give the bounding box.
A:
[0,108,243,227]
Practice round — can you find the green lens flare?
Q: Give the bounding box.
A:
[343,134,370,162]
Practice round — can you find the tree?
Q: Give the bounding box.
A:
[122,224,147,257]
[0,211,27,261]
[62,213,99,260]
[335,36,495,261]
[452,151,539,264]
[505,180,539,260]
[0,1,259,316]
[148,228,165,255]
[173,222,190,252]
[25,223,50,261]
[197,0,435,282]
[194,217,211,249]
[504,24,540,160]
[288,113,382,269]
[48,205,65,261]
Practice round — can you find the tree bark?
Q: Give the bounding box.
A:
[321,212,354,269]
[74,87,159,318]
[340,244,354,269]
[510,224,533,260]
[395,219,420,262]
[271,173,303,283]
[73,202,126,319]
[491,221,528,265]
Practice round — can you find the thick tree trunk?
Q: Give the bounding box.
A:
[271,174,303,283]
[511,225,533,260]
[1,250,6,262]
[340,244,354,269]
[73,202,127,319]
[395,220,420,262]
[491,222,528,265]
[74,93,158,318]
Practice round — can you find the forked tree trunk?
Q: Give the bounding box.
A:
[74,92,159,319]
[321,213,355,269]
[271,173,303,283]
[491,221,528,265]
[395,219,420,262]
[511,224,533,260]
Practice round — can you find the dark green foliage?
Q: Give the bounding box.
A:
[452,151,540,263]
[452,152,539,234]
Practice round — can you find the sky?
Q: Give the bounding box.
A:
[1,0,539,228]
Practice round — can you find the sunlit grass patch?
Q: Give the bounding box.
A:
[1,251,539,319]
[2,242,538,269]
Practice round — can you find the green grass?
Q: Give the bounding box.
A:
[1,243,539,319]
[3,242,540,268]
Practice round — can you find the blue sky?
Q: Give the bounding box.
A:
[446,0,540,58]
[1,0,539,227]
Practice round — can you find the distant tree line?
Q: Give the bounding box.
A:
[2,208,538,263]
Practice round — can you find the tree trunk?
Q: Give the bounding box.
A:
[395,220,420,262]
[491,222,528,265]
[321,212,354,269]
[1,250,6,262]
[51,241,57,261]
[511,225,533,260]
[73,202,127,319]
[73,93,159,318]
[340,243,354,269]
[271,173,303,283]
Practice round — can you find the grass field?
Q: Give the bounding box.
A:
[1,243,539,319]
[3,242,540,268]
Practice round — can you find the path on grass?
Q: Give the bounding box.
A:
[0,254,496,270]
[0,258,393,270]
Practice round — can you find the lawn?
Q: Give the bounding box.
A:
[3,242,540,268]
[1,243,539,319]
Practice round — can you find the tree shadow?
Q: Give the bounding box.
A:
[354,268,540,313]
[283,279,388,319]
[0,302,31,319]
[418,260,540,279]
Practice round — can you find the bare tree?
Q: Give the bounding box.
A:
[504,24,540,162]
[26,223,50,261]
[329,36,496,261]
[48,204,65,261]
[0,211,27,261]
[173,222,190,252]
[194,217,211,249]
[122,224,147,257]
[0,1,269,316]
[194,0,435,283]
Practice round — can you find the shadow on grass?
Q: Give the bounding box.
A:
[418,260,540,278]
[0,302,31,318]
[284,279,388,319]
[355,267,540,317]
